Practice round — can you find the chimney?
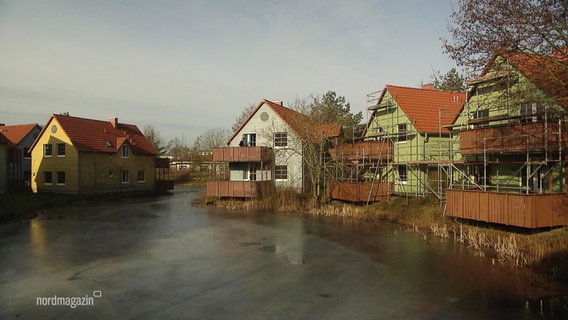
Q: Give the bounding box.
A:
[110,117,118,128]
[422,83,435,90]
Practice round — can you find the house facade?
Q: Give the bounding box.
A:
[30,115,161,194]
[0,132,8,194]
[327,85,465,202]
[0,123,42,192]
[446,51,568,228]
[207,99,340,198]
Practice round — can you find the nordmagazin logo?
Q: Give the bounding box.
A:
[36,291,102,308]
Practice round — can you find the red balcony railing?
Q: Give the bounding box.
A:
[206,180,273,198]
[212,146,273,162]
[329,141,393,161]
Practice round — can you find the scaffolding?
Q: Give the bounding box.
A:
[445,59,568,196]
[326,90,461,203]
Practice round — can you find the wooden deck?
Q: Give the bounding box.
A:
[445,189,568,228]
[329,141,393,161]
[207,180,273,198]
[460,121,568,155]
[212,146,273,162]
[326,181,393,202]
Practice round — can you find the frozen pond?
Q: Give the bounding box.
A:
[0,186,566,319]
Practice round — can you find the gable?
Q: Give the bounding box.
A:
[364,85,465,137]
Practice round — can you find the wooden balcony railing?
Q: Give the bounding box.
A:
[459,121,568,155]
[445,189,568,228]
[329,141,393,161]
[326,181,393,202]
[212,146,273,163]
[206,180,273,198]
[155,157,170,168]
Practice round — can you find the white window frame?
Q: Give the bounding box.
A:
[274,132,288,148]
[274,165,288,181]
[396,165,408,185]
[137,170,145,183]
[397,123,407,143]
[44,171,52,185]
[56,171,66,185]
[56,143,66,157]
[121,170,129,184]
[44,144,53,157]
[121,144,129,158]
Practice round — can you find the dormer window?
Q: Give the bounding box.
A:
[121,144,129,158]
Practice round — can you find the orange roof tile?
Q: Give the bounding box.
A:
[0,124,40,146]
[30,115,157,155]
[481,51,568,109]
[228,99,340,144]
[365,85,465,136]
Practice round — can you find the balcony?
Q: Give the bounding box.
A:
[329,141,393,162]
[212,146,273,163]
[326,181,393,203]
[445,189,568,228]
[207,180,273,198]
[459,121,568,155]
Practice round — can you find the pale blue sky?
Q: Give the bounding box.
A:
[0,0,459,143]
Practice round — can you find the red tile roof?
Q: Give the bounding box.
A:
[364,85,465,136]
[479,51,568,109]
[0,124,40,146]
[228,99,341,144]
[30,115,157,155]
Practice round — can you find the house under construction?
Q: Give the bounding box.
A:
[444,50,568,228]
[326,84,465,203]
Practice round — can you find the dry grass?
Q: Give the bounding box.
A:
[205,192,568,280]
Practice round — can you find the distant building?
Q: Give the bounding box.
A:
[30,114,172,193]
[0,123,42,192]
[0,132,9,194]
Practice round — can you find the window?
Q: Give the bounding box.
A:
[397,165,407,184]
[473,109,489,119]
[240,133,256,147]
[275,165,288,180]
[121,170,129,183]
[108,170,113,178]
[249,163,257,181]
[44,171,52,184]
[520,103,542,123]
[44,144,52,157]
[274,132,288,147]
[56,143,66,157]
[24,147,31,159]
[397,123,407,142]
[56,171,65,185]
[137,170,145,183]
[121,144,129,158]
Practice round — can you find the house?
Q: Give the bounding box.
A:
[0,123,42,192]
[207,99,341,198]
[0,132,9,194]
[445,50,568,228]
[327,85,465,202]
[30,114,171,194]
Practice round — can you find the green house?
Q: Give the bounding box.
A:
[446,50,568,228]
[361,84,465,198]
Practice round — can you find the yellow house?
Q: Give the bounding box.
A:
[30,114,158,193]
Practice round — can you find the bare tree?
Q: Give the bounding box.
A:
[443,0,567,84]
[231,103,256,133]
[165,136,192,159]
[194,127,230,151]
